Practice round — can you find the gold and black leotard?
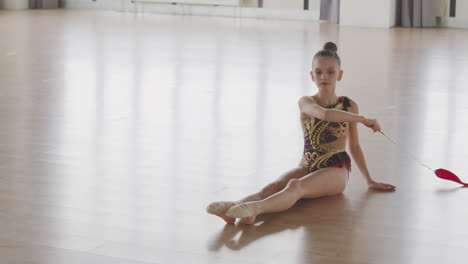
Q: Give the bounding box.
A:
[300,96,351,173]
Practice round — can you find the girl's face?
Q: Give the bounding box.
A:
[310,56,343,90]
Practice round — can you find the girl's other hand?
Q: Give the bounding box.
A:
[363,118,381,132]
[368,180,396,191]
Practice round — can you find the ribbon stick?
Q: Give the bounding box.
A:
[379,132,467,186]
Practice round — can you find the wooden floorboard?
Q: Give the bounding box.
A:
[1,9,468,264]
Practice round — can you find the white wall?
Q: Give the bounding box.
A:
[388,0,396,27]
[261,0,319,11]
[439,0,468,28]
[340,0,397,28]
[263,0,303,10]
[457,0,468,20]
[0,0,29,9]
[243,0,256,8]
[60,0,320,21]
[57,0,398,28]
[60,0,307,9]
[309,0,320,10]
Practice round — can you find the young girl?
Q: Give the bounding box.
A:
[206,42,396,225]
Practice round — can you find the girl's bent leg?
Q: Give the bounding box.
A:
[226,167,348,224]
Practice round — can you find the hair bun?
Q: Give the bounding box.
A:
[323,42,338,52]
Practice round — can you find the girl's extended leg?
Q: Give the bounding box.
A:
[226,167,348,224]
[237,166,309,204]
[206,166,308,224]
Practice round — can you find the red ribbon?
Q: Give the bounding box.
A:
[435,169,468,187]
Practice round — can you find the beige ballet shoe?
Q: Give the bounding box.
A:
[206,202,227,215]
[225,204,253,218]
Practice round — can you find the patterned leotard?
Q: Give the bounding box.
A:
[300,96,351,173]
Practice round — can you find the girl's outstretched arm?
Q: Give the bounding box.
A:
[347,100,396,191]
[299,96,377,127]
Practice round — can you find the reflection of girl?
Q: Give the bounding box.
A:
[207,42,396,225]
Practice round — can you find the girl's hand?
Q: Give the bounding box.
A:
[363,118,381,132]
[368,180,396,191]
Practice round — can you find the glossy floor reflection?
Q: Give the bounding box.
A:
[1,9,468,264]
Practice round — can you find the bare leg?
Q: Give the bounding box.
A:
[226,167,348,224]
[206,166,308,224]
[237,166,308,203]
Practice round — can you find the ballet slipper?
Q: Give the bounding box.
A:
[225,204,254,218]
[206,202,227,215]
[206,201,237,224]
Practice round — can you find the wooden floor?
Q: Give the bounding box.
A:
[1,9,468,264]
